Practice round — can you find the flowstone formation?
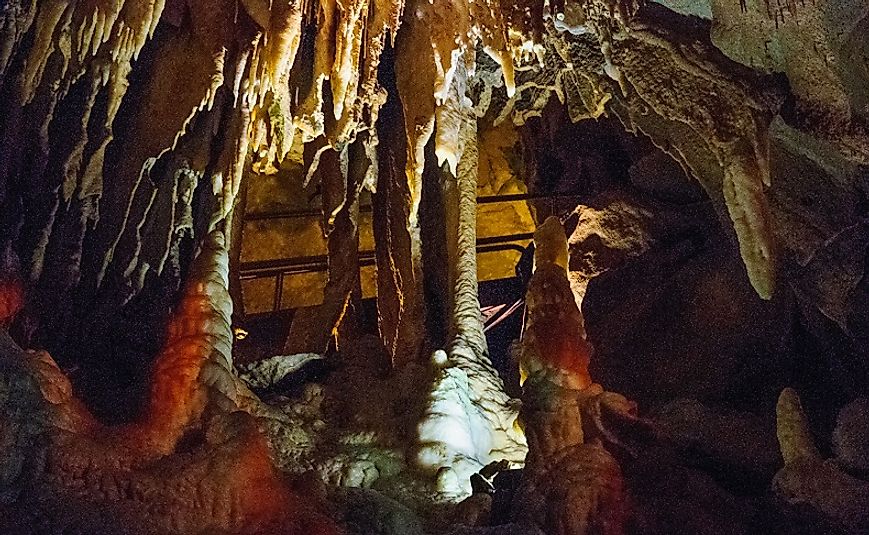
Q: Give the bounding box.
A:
[1,0,868,533]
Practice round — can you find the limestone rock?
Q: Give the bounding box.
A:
[445,524,546,535]
[628,150,705,204]
[587,240,791,408]
[0,233,341,534]
[773,459,869,534]
[710,0,869,117]
[773,388,869,534]
[654,398,781,485]
[566,192,657,307]
[452,493,494,528]
[627,452,757,535]
[833,398,869,475]
[513,441,627,535]
[334,487,424,535]
[237,353,324,391]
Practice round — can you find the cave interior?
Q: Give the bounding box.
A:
[1,0,868,533]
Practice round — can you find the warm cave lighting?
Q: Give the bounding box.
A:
[1,0,867,533]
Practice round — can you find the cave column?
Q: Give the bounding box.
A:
[413,64,527,498]
[440,95,498,382]
[445,114,486,357]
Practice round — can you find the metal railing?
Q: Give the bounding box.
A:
[243,192,583,221]
[237,190,582,314]
[239,233,534,313]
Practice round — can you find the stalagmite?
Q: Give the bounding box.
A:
[514,216,629,534]
[0,265,23,328]
[776,387,821,465]
[773,388,869,532]
[1,0,868,531]
[0,232,340,533]
[521,217,593,389]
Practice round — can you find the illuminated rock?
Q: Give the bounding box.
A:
[0,277,22,328]
[0,232,340,534]
[415,79,526,498]
[514,217,628,534]
[521,217,593,390]
[1,0,868,531]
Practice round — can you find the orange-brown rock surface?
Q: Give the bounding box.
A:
[0,233,340,534]
[514,217,630,534]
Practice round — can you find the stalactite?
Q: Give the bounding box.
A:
[246,0,304,107]
[293,0,337,141]
[395,0,523,229]
[214,103,253,235]
[19,0,165,106]
[249,0,404,179]
[2,0,867,530]
[373,83,427,366]
[284,142,365,355]
[330,0,368,120]
[721,143,776,299]
[394,2,438,228]
[0,0,36,79]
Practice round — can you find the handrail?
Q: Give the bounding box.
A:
[239,234,534,313]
